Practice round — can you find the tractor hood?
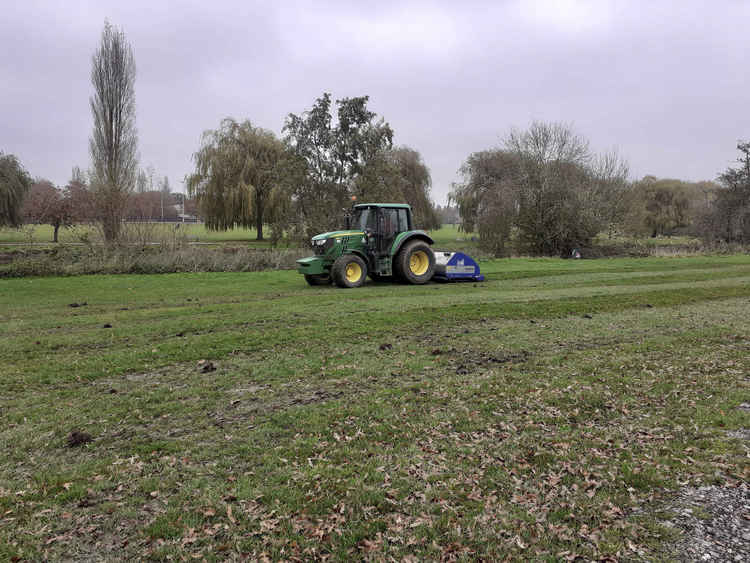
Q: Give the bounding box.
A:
[311,230,365,241]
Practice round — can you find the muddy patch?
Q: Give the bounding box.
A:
[66,430,93,448]
[230,384,269,396]
[448,347,531,375]
[123,370,168,384]
[284,389,345,408]
[227,385,347,420]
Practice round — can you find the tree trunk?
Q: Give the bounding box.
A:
[53,222,60,243]
[256,198,264,241]
[103,217,120,243]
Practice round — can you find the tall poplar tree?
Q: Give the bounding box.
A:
[89,21,138,242]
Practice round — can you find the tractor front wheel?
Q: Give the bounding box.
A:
[304,273,331,286]
[395,240,435,284]
[332,254,367,288]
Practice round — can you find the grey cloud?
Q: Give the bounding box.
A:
[2,0,748,204]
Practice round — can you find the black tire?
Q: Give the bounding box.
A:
[394,240,435,285]
[332,254,367,288]
[304,273,331,286]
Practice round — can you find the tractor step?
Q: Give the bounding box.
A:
[432,251,485,282]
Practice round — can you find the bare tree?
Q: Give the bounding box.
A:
[22,180,75,242]
[66,168,96,225]
[700,141,750,243]
[589,150,631,237]
[89,21,138,242]
[71,166,86,184]
[136,169,148,193]
[160,176,171,195]
[160,176,170,221]
[451,122,630,256]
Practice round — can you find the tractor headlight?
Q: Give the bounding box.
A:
[312,238,330,255]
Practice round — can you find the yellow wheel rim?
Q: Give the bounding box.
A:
[345,262,362,283]
[409,250,429,276]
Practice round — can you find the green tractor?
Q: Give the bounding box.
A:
[297,203,436,288]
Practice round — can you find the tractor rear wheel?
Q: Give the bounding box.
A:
[332,254,367,288]
[395,240,435,284]
[304,273,331,286]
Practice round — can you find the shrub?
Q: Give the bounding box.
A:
[0,244,304,277]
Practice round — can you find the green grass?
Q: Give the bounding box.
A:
[427,224,483,254]
[1,255,749,560]
[593,233,702,247]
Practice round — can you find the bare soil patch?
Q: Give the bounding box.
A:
[660,485,750,562]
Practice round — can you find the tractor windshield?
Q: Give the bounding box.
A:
[352,207,377,231]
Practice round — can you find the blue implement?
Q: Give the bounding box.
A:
[432,251,485,282]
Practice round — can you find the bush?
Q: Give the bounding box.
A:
[0,244,304,277]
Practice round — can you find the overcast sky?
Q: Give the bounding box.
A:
[2,0,748,204]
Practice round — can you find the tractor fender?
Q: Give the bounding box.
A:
[346,248,378,275]
[342,248,369,264]
[390,231,434,257]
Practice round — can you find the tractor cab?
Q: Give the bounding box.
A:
[297,203,436,288]
[349,204,413,257]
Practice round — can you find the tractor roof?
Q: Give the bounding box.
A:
[354,203,411,209]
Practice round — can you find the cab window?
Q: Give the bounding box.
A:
[397,208,410,232]
[354,208,377,231]
[383,208,399,236]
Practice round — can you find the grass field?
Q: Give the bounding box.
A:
[1,256,749,560]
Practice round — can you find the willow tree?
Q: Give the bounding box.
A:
[389,147,440,229]
[89,21,138,242]
[355,146,440,229]
[187,118,287,241]
[449,149,521,256]
[0,152,32,227]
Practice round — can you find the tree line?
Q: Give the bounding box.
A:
[1,22,441,243]
[1,21,748,252]
[186,93,441,241]
[0,164,196,242]
[449,121,750,256]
